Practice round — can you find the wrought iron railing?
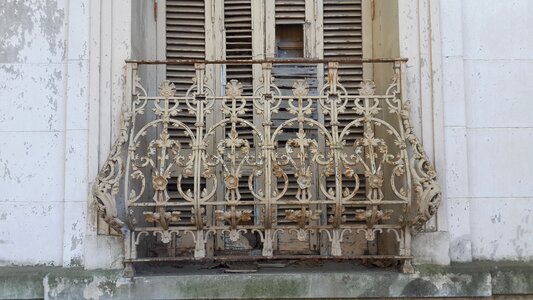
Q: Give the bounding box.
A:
[92,59,441,274]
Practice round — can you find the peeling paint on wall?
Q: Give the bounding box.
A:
[0,0,65,63]
[1,0,533,269]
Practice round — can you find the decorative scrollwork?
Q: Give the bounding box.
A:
[285,208,321,227]
[225,79,243,98]
[158,80,176,98]
[143,210,181,230]
[355,207,393,228]
[358,80,376,96]
[400,100,442,230]
[292,79,309,97]
[93,61,441,269]
[215,209,253,228]
[91,104,131,233]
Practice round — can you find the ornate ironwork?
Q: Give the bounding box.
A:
[93,60,441,272]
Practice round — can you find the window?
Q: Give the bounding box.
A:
[275,24,304,58]
[154,0,372,256]
[93,0,442,273]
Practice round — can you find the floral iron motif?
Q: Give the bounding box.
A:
[93,61,441,274]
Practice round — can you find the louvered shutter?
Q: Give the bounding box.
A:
[322,0,367,255]
[272,0,322,253]
[323,0,363,94]
[224,0,254,144]
[323,0,365,198]
[159,0,368,255]
[165,0,206,146]
[322,0,364,142]
[273,0,308,207]
[275,0,306,24]
[224,0,253,81]
[165,0,206,236]
[166,0,206,92]
[223,0,256,226]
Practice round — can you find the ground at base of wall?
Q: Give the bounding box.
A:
[0,262,532,300]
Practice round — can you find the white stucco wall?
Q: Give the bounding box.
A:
[0,0,531,267]
[441,0,533,262]
[0,0,89,266]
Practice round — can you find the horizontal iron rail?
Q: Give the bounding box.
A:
[132,225,404,231]
[127,200,408,206]
[125,255,412,263]
[125,58,408,65]
[136,95,397,101]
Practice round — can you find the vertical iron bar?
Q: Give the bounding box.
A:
[399,60,414,273]
[124,63,136,261]
[261,63,274,256]
[327,62,344,256]
[327,62,343,229]
[193,63,206,257]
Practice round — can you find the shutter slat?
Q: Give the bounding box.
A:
[323,0,365,206]
[224,0,255,211]
[275,0,305,24]
[323,0,363,95]
[166,0,206,145]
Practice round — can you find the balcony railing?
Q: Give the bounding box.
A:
[92,59,441,274]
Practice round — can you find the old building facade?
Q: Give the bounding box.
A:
[0,0,532,299]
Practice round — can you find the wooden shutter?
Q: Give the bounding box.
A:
[165,0,206,146]
[224,0,253,87]
[322,0,365,201]
[222,0,256,234]
[322,0,367,255]
[273,1,310,205]
[323,0,364,143]
[323,0,366,223]
[165,1,206,237]
[224,0,254,144]
[272,0,321,253]
[323,0,363,94]
[160,0,367,254]
[166,0,206,93]
[275,0,306,24]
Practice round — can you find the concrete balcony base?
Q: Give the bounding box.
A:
[1,262,532,299]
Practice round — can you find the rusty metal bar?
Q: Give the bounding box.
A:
[125,57,408,65]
